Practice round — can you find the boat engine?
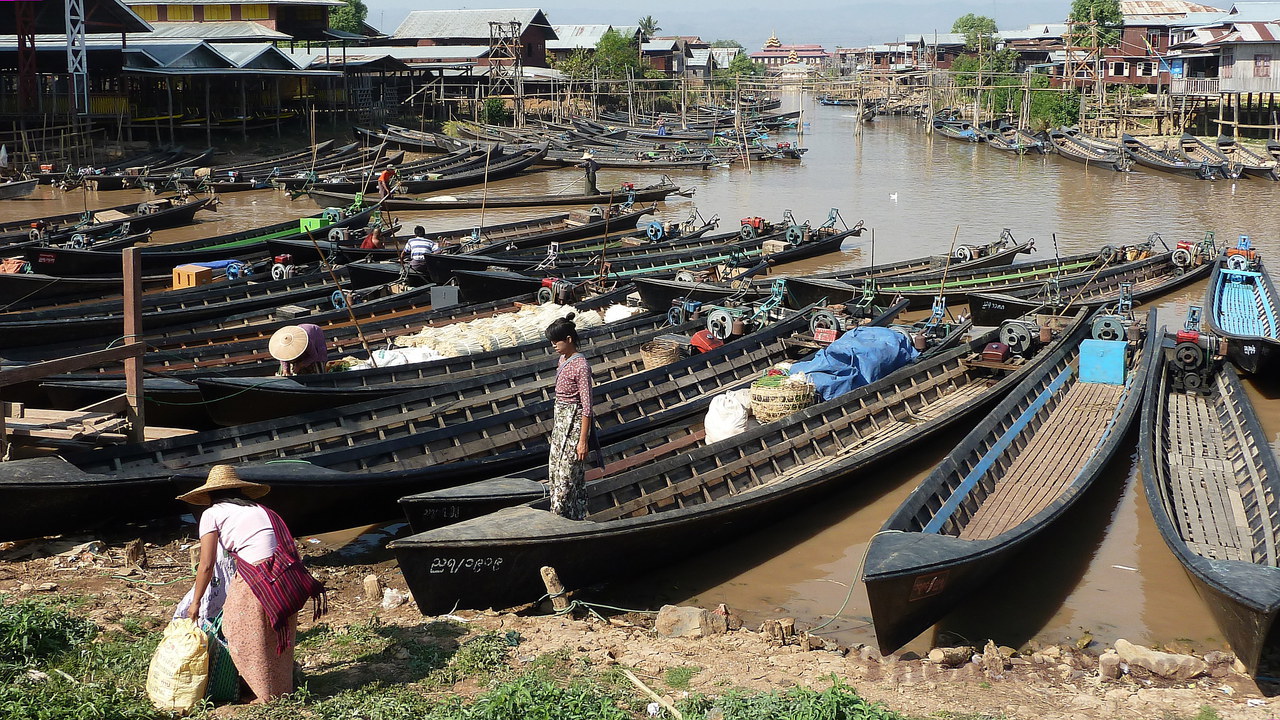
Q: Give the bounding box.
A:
[537,278,574,305]
[1168,306,1222,395]
[1225,235,1257,272]
[667,299,703,326]
[998,318,1040,356]
[739,216,771,240]
[328,227,350,244]
[271,253,296,280]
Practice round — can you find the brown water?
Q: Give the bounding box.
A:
[5,90,1279,653]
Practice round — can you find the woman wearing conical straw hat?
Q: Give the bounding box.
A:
[179,466,305,704]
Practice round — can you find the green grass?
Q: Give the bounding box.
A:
[664,665,702,690]
[677,676,901,720]
[0,597,162,720]
[0,595,915,720]
[1162,706,1222,720]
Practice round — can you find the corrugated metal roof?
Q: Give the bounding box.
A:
[709,47,740,68]
[139,21,292,40]
[547,24,613,50]
[1225,2,1280,21]
[998,23,1069,40]
[391,9,553,41]
[905,32,966,45]
[283,44,493,65]
[688,48,711,66]
[209,42,301,69]
[642,39,676,52]
[1214,20,1280,39]
[1120,0,1225,15]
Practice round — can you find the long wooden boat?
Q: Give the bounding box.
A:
[1179,134,1234,178]
[1138,332,1280,674]
[307,180,688,210]
[388,308,1089,615]
[1122,134,1215,179]
[1204,245,1280,374]
[1047,128,1131,172]
[0,198,174,246]
[864,308,1156,652]
[1215,135,1279,181]
[310,144,548,194]
[424,225,853,291]
[0,310,809,540]
[0,270,354,353]
[272,204,657,267]
[784,243,1154,310]
[980,120,1049,155]
[0,195,215,250]
[192,311,682,426]
[267,146,407,190]
[276,146,484,191]
[18,208,376,276]
[34,286,624,423]
[802,233,1033,282]
[296,147,500,194]
[933,119,982,142]
[43,287,577,379]
[0,177,39,200]
[395,300,914,533]
[970,246,1215,325]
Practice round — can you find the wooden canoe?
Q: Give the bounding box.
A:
[783,244,1151,310]
[1138,334,1280,674]
[1122,134,1215,179]
[306,181,688,211]
[1047,129,1130,172]
[18,208,377,276]
[388,309,1089,615]
[1214,135,1279,181]
[0,310,812,540]
[864,309,1156,653]
[1204,249,1280,375]
[969,249,1214,326]
[191,310,683,426]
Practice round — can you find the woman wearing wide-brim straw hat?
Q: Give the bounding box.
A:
[181,465,297,704]
[269,323,327,377]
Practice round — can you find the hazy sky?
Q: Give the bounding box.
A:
[366,1,1074,50]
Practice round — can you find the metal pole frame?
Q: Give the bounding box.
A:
[65,0,90,115]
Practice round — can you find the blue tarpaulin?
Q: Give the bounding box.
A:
[788,326,919,402]
[187,260,244,270]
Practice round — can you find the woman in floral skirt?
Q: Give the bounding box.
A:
[546,314,593,520]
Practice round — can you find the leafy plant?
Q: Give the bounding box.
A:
[481,98,512,126]
[679,676,900,720]
[664,665,702,690]
[447,631,513,679]
[0,598,97,673]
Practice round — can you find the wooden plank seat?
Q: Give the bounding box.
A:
[957,379,1125,540]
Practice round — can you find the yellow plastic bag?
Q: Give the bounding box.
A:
[146,618,209,714]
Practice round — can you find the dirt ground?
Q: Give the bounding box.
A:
[2,526,1277,720]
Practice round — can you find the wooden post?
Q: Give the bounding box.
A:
[165,76,175,146]
[122,247,145,442]
[539,566,569,612]
[205,78,212,149]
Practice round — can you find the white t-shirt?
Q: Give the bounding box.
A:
[198,502,278,564]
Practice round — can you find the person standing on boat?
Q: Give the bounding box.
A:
[269,324,327,376]
[179,466,310,704]
[376,165,397,199]
[547,314,593,520]
[401,226,439,274]
[577,152,600,195]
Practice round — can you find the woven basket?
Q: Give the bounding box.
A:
[750,377,815,423]
[640,340,681,370]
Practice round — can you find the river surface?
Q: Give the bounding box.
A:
[4,90,1279,654]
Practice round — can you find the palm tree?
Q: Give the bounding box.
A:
[637,15,660,40]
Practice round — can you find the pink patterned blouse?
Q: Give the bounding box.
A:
[555,353,593,417]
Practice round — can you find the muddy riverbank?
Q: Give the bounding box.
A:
[1,526,1276,719]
